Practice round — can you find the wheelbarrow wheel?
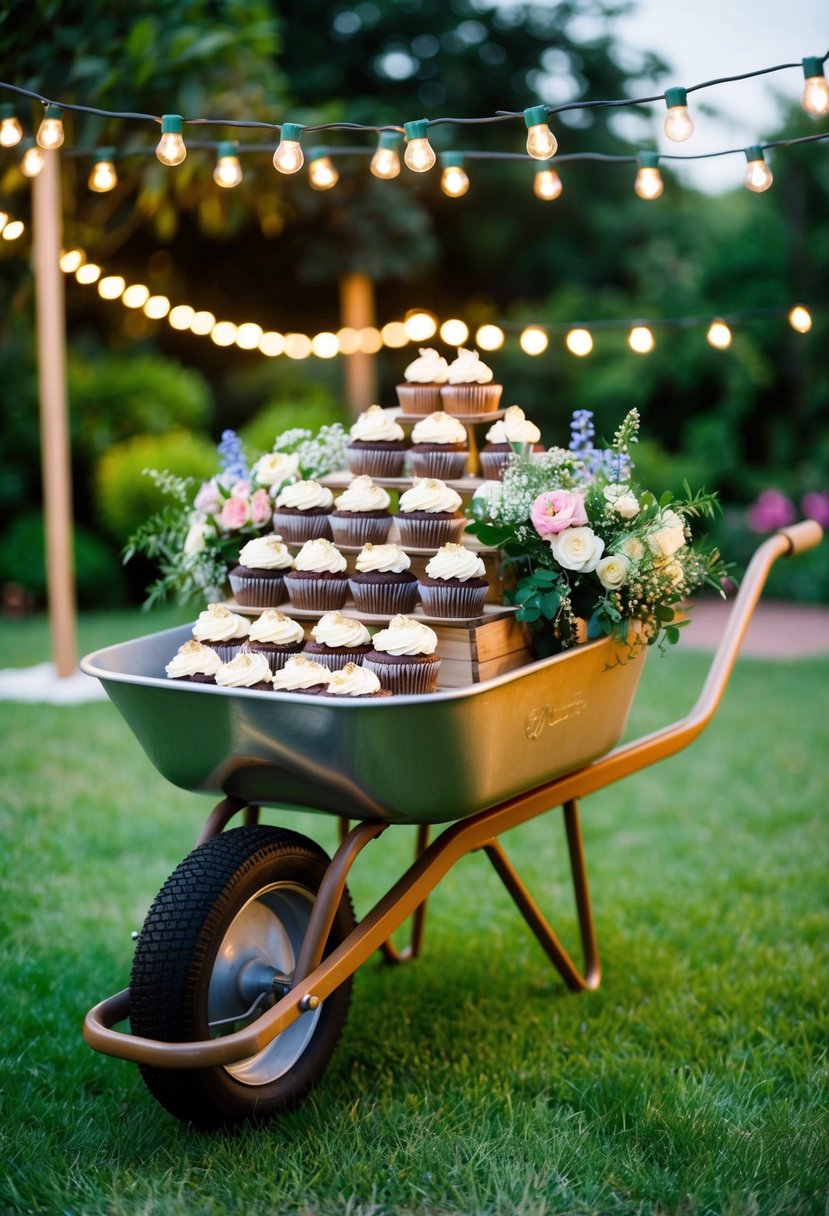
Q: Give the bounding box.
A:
[129,824,355,1129]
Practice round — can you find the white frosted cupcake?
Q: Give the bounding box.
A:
[439,348,502,416]
[329,475,392,546]
[191,603,250,663]
[283,538,350,611]
[480,406,543,480]
[214,650,274,691]
[270,654,332,695]
[228,534,293,607]
[363,615,441,695]
[418,543,488,619]
[304,611,373,671]
[165,640,223,684]
[409,411,469,480]
[348,543,419,615]
[272,479,334,542]
[396,347,449,414]
[394,478,466,549]
[346,405,407,478]
[247,610,306,673]
[323,662,392,698]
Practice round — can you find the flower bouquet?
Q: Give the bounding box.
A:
[125,423,347,607]
[465,408,730,657]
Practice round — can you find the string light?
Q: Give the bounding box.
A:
[273,122,304,174]
[336,327,361,354]
[36,103,64,150]
[520,326,548,355]
[59,249,85,273]
[98,275,126,300]
[403,120,436,172]
[285,332,312,359]
[370,131,402,179]
[213,141,242,188]
[403,311,437,341]
[259,331,286,357]
[533,163,563,200]
[744,145,773,192]
[235,321,264,349]
[440,153,469,198]
[143,295,171,320]
[311,331,340,358]
[801,57,829,117]
[211,321,238,346]
[788,305,812,333]
[1,219,23,241]
[88,148,117,193]
[523,105,557,160]
[168,304,195,330]
[122,284,150,309]
[308,149,339,191]
[628,325,655,353]
[566,328,593,356]
[0,104,22,147]
[634,153,664,200]
[439,318,469,345]
[663,87,694,142]
[475,324,505,351]
[189,310,216,335]
[357,326,383,353]
[707,319,732,349]
[156,115,186,166]
[20,143,45,177]
[75,263,101,284]
[380,321,408,348]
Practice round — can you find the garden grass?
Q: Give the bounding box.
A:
[0,610,827,1216]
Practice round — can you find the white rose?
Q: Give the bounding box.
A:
[647,509,686,558]
[596,553,630,589]
[603,483,639,519]
[620,535,645,561]
[184,519,211,556]
[549,526,605,573]
[253,451,300,489]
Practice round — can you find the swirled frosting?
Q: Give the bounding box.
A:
[274,479,334,510]
[411,412,468,446]
[215,651,272,688]
[334,476,391,513]
[349,405,405,443]
[370,614,438,656]
[248,610,305,646]
[271,655,332,690]
[192,603,250,643]
[446,348,494,385]
[165,640,223,679]
[404,348,449,384]
[424,544,486,582]
[398,478,462,515]
[486,405,541,445]
[311,612,372,649]
[237,535,293,571]
[326,663,382,697]
[292,538,348,574]
[355,543,411,574]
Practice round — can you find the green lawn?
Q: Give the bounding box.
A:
[0,610,827,1216]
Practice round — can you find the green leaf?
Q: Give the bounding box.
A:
[656,604,675,623]
[665,626,681,645]
[539,590,561,618]
[531,568,558,586]
[518,606,541,623]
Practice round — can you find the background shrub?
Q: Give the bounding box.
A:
[0,512,126,609]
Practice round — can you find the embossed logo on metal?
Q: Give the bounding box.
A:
[524,696,586,740]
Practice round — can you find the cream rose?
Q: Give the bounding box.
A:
[596,554,630,590]
[620,535,645,561]
[549,527,605,573]
[603,483,639,519]
[253,451,300,489]
[648,509,687,558]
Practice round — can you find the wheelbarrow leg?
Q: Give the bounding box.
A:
[483,798,600,992]
[338,818,431,964]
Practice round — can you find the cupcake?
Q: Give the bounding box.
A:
[272,479,334,542]
[346,405,407,478]
[191,603,250,662]
[348,543,419,615]
[480,406,543,480]
[409,411,469,480]
[304,611,373,671]
[417,544,488,619]
[395,347,449,415]
[215,650,274,692]
[439,348,502,416]
[284,538,350,611]
[228,535,293,607]
[394,478,466,549]
[323,662,392,699]
[363,615,441,695]
[164,640,223,684]
[247,609,306,673]
[329,476,393,546]
[271,654,332,695]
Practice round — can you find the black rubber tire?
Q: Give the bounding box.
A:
[129,825,355,1129]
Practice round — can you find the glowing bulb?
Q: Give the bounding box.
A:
[122,285,150,309]
[285,332,313,359]
[211,321,238,347]
[371,132,402,179]
[788,305,812,334]
[60,249,85,273]
[707,320,732,350]
[190,310,216,336]
[143,295,171,320]
[628,326,655,354]
[519,327,548,356]
[169,305,195,330]
[635,154,663,200]
[440,157,469,198]
[21,145,45,178]
[743,146,773,193]
[259,332,286,357]
[89,150,117,193]
[475,324,505,351]
[213,142,242,188]
[663,87,694,142]
[801,57,829,117]
[523,105,557,160]
[75,263,101,285]
[533,166,562,200]
[273,123,304,174]
[98,275,126,300]
[1,220,23,241]
[36,104,64,150]
[235,322,264,350]
[336,327,361,354]
[439,319,469,346]
[403,120,436,172]
[403,311,437,342]
[566,328,593,357]
[308,152,339,190]
[0,107,22,148]
[312,332,340,358]
[380,322,408,348]
[357,327,383,354]
[156,115,186,166]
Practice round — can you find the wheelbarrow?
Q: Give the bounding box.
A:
[81,523,821,1128]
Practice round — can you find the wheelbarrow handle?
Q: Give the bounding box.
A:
[777,519,823,556]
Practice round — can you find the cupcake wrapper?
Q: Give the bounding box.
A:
[479,450,510,481]
[439,384,503,416]
[363,657,440,695]
[249,649,303,675]
[271,512,332,543]
[285,578,349,611]
[328,515,393,547]
[346,447,407,478]
[303,648,365,672]
[204,642,246,664]
[348,579,420,616]
[417,582,488,620]
[395,516,467,549]
[409,449,469,480]
[395,384,444,414]
[228,573,287,608]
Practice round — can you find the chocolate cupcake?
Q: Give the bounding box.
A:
[228,535,293,607]
[164,639,223,684]
[270,654,332,695]
[409,411,469,480]
[480,406,543,480]
[329,476,393,547]
[304,611,373,671]
[323,662,392,698]
[348,543,419,615]
[191,603,250,663]
[247,610,306,673]
[272,479,334,542]
[439,348,502,416]
[417,544,488,619]
[214,650,274,692]
[284,538,350,611]
[346,405,407,478]
[395,347,449,415]
[394,478,466,549]
[363,615,441,695]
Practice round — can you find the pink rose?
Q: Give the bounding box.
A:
[194,479,222,515]
[230,479,251,499]
[249,488,272,526]
[530,490,588,536]
[220,496,250,531]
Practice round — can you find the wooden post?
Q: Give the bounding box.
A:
[339,271,377,417]
[32,150,77,677]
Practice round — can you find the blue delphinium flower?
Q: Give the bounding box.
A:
[216,429,248,486]
[569,409,595,455]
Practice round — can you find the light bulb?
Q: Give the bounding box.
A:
[707,320,732,350]
[0,107,22,148]
[533,166,562,200]
[801,57,829,117]
[788,305,812,334]
[743,146,772,193]
[308,152,339,190]
[273,123,304,174]
[403,120,436,172]
[628,326,655,354]
[519,326,548,356]
[440,157,469,198]
[213,142,242,188]
[566,328,593,357]
[89,150,117,193]
[59,249,85,273]
[370,132,402,179]
[36,104,64,150]
[635,154,663,200]
[663,87,694,142]
[21,145,45,177]
[475,324,505,351]
[439,319,469,346]
[402,311,437,342]
[1,220,23,241]
[156,115,186,166]
[523,105,557,160]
